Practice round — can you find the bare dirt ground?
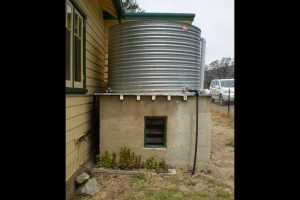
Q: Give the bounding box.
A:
[72,103,234,200]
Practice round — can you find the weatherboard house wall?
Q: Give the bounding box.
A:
[65,0,122,199]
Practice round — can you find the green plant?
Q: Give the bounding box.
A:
[96,151,112,168]
[111,152,118,169]
[132,173,147,184]
[129,152,136,169]
[119,147,139,169]
[138,155,141,167]
[145,156,159,170]
[95,154,100,168]
[226,138,234,147]
[96,147,170,173]
[158,160,168,172]
[119,147,127,169]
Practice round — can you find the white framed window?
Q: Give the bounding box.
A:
[66,0,86,94]
[66,1,73,88]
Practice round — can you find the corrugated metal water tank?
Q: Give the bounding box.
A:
[108,21,202,93]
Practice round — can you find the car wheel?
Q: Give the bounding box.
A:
[219,95,225,106]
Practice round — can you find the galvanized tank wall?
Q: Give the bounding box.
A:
[108,21,202,93]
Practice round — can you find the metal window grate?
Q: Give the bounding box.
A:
[145,117,166,147]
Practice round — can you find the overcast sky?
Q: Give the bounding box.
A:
[136,0,234,65]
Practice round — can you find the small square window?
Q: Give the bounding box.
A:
[144,117,166,148]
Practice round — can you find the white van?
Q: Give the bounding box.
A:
[209,79,234,105]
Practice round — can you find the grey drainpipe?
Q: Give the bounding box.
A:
[200,38,206,89]
[93,92,96,132]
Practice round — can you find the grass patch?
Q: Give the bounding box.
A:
[226,138,234,148]
[124,186,233,200]
[211,111,234,129]
[132,173,150,185]
[215,184,234,199]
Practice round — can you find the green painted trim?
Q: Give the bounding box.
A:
[83,17,87,93]
[66,87,88,94]
[144,116,167,148]
[72,9,75,88]
[123,13,195,21]
[70,0,87,19]
[122,13,195,21]
[144,145,165,148]
[104,12,195,21]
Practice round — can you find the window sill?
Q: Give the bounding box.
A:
[66,87,88,94]
[144,145,166,149]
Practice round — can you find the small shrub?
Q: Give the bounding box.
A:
[96,147,169,173]
[119,147,140,169]
[138,155,142,167]
[95,155,100,168]
[158,160,168,172]
[128,152,136,169]
[96,151,112,168]
[111,152,118,169]
[144,157,169,173]
[145,156,159,170]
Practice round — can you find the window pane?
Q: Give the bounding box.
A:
[145,118,165,146]
[66,28,71,80]
[74,13,78,35]
[79,17,82,37]
[74,36,82,82]
[146,137,164,144]
[66,4,72,28]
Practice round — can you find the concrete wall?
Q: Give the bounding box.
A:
[99,95,211,169]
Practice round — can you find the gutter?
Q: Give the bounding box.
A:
[111,0,123,23]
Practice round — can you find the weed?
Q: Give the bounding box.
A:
[95,147,169,173]
[111,152,118,169]
[226,138,234,147]
[96,151,112,168]
[132,173,149,185]
[119,147,138,169]
[187,176,198,186]
[158,160,168,173]
[124,187,222,200]
[215,184,234,199]
[145,156,159,170]
[212,111,234,129]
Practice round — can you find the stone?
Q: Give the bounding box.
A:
[75,178,99,195]
[76,172,90,184]
[168,169,176,174]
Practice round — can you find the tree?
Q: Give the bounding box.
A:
[210,57,233,79]
[122,0,145,13]
[204,57,234,88]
